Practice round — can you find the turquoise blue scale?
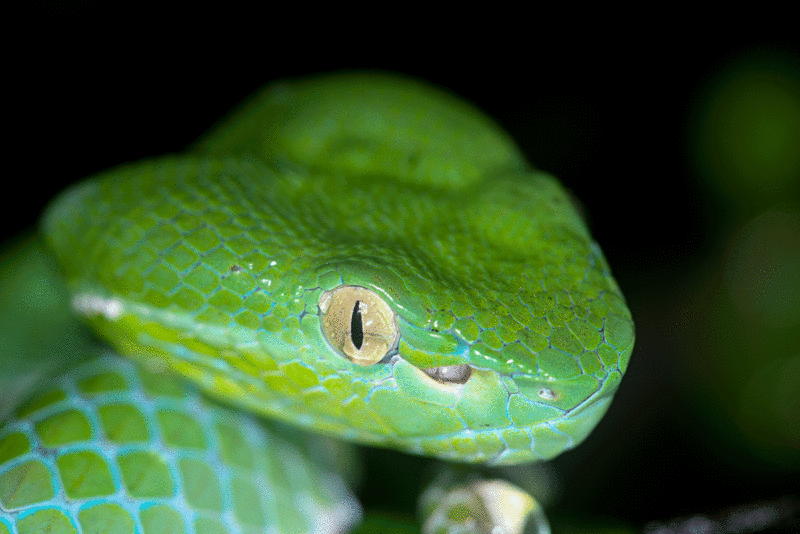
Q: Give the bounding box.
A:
[0,353,359,533]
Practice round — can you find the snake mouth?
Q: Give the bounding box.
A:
[420,364,472,384]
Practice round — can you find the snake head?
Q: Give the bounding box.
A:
[41,74,634,466]
[303,169,635,465]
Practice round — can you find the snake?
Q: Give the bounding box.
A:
[0,73,634,534]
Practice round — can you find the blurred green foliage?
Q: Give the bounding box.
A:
[690,51,800,211]
[683,50,800,470]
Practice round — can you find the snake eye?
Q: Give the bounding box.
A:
[319,285,399,366]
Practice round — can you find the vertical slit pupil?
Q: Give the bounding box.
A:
[351,300,364,350]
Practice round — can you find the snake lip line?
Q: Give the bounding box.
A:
[71,293,123,320]
[71,288,471,385]
[70,289,600,410]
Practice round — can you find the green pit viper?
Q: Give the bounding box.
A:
[0,73,634,534]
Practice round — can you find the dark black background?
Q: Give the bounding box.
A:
[5,7,799,531]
